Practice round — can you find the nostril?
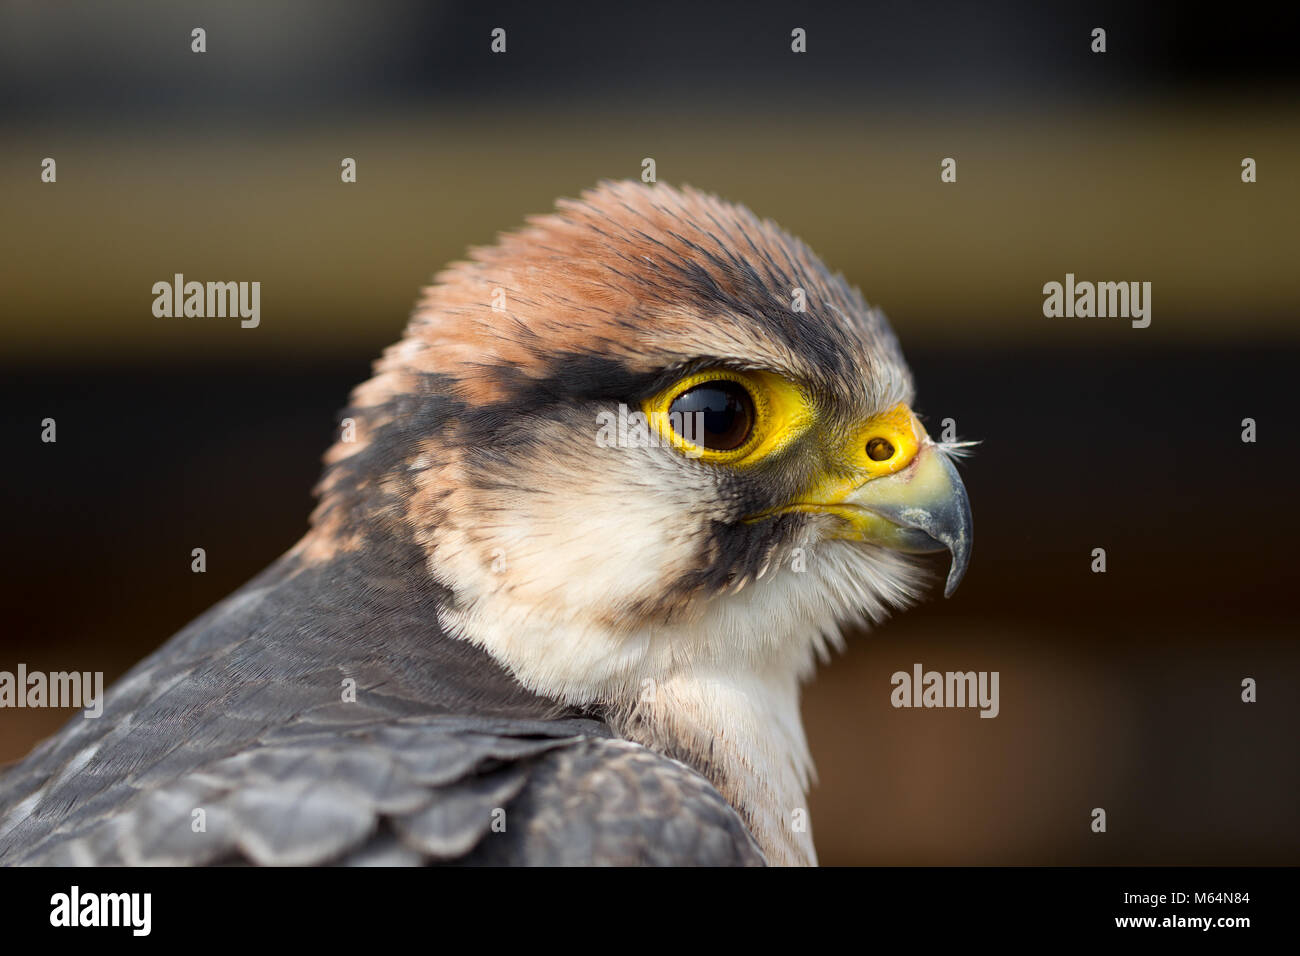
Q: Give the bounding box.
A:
[866,437,894,461]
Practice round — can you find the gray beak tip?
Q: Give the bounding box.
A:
[934,453,973,599]
[942,554,969,599]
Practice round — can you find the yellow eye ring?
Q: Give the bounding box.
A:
[643,369,812,466]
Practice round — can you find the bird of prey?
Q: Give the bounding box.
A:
[0,181,971,866]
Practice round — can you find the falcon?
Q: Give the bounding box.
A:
[0,181,972,866]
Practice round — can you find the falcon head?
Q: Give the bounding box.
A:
[307,180,973,865]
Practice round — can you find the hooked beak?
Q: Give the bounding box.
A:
[838,439,973,597]
[755,404,973,597]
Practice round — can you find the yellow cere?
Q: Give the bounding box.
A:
[644,368,814,465]
[795,402,926,505]
[847,402,925,480]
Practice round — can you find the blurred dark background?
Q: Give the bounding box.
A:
[2,0,1297,864]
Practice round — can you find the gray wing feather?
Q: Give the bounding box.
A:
[3,716,763,866]
[457,737,765,866]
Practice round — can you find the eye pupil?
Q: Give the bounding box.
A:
[866,437,894,461]
[669,381,755,452]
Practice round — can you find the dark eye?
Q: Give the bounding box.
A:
[668,380,756,451]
